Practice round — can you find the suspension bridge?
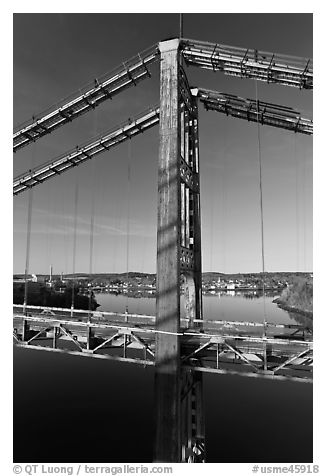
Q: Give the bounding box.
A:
[13,36,313,463]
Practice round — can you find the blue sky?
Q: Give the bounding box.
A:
[13,13,313,274]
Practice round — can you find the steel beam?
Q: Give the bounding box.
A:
[13,93,312,197]
[181,39,313,89]
[13,37,312,153]
[185,365,312,384]
[13,106,159,196]
[194,88,313,135]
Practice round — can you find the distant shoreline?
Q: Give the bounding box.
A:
[273,298,313,319]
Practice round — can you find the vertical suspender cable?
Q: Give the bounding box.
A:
[71,183,79,316]
[209,177,213,273]
[88,110,98,318]
[23,139,35,313]
[23,184,33,312]
[125,139,131,319]
[302,141,307,271]
[294,134,299,270]
[88,194,95,316]
[222,118,227,278]
[61,186,68,280]
[255,80,268,345]
[222,119,228,276]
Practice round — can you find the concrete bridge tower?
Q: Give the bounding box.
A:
[154,38,205,463]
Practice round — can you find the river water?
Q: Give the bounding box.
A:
[93,291,296,325]
[13,293,312,463]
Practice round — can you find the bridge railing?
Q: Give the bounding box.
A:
[13,304,312,337]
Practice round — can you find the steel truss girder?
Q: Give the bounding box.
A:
[14,308,312,347]
[22,320,86,352]
[13,106,160,195]
[181,334,313,378]
[16,314,155,363]
[194,88,313,135]
[13,44,160,151]
[13,312,312,381]
[14,310,313,352]
[181,39,313,89]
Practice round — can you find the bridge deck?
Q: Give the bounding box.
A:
[13,305,313,383]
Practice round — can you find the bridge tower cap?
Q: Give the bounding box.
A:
[158,38,180,53]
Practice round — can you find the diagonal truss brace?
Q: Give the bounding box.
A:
[272,348,312,373]
[57,325,85,352]
[88,328,155,360]
[20,322,85,352]
[92,332,121,353]
[25,326,52,345]
[131,333,155,358]
[181,339,216,363]
[13,329,20,343]
[224,342,261,372]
